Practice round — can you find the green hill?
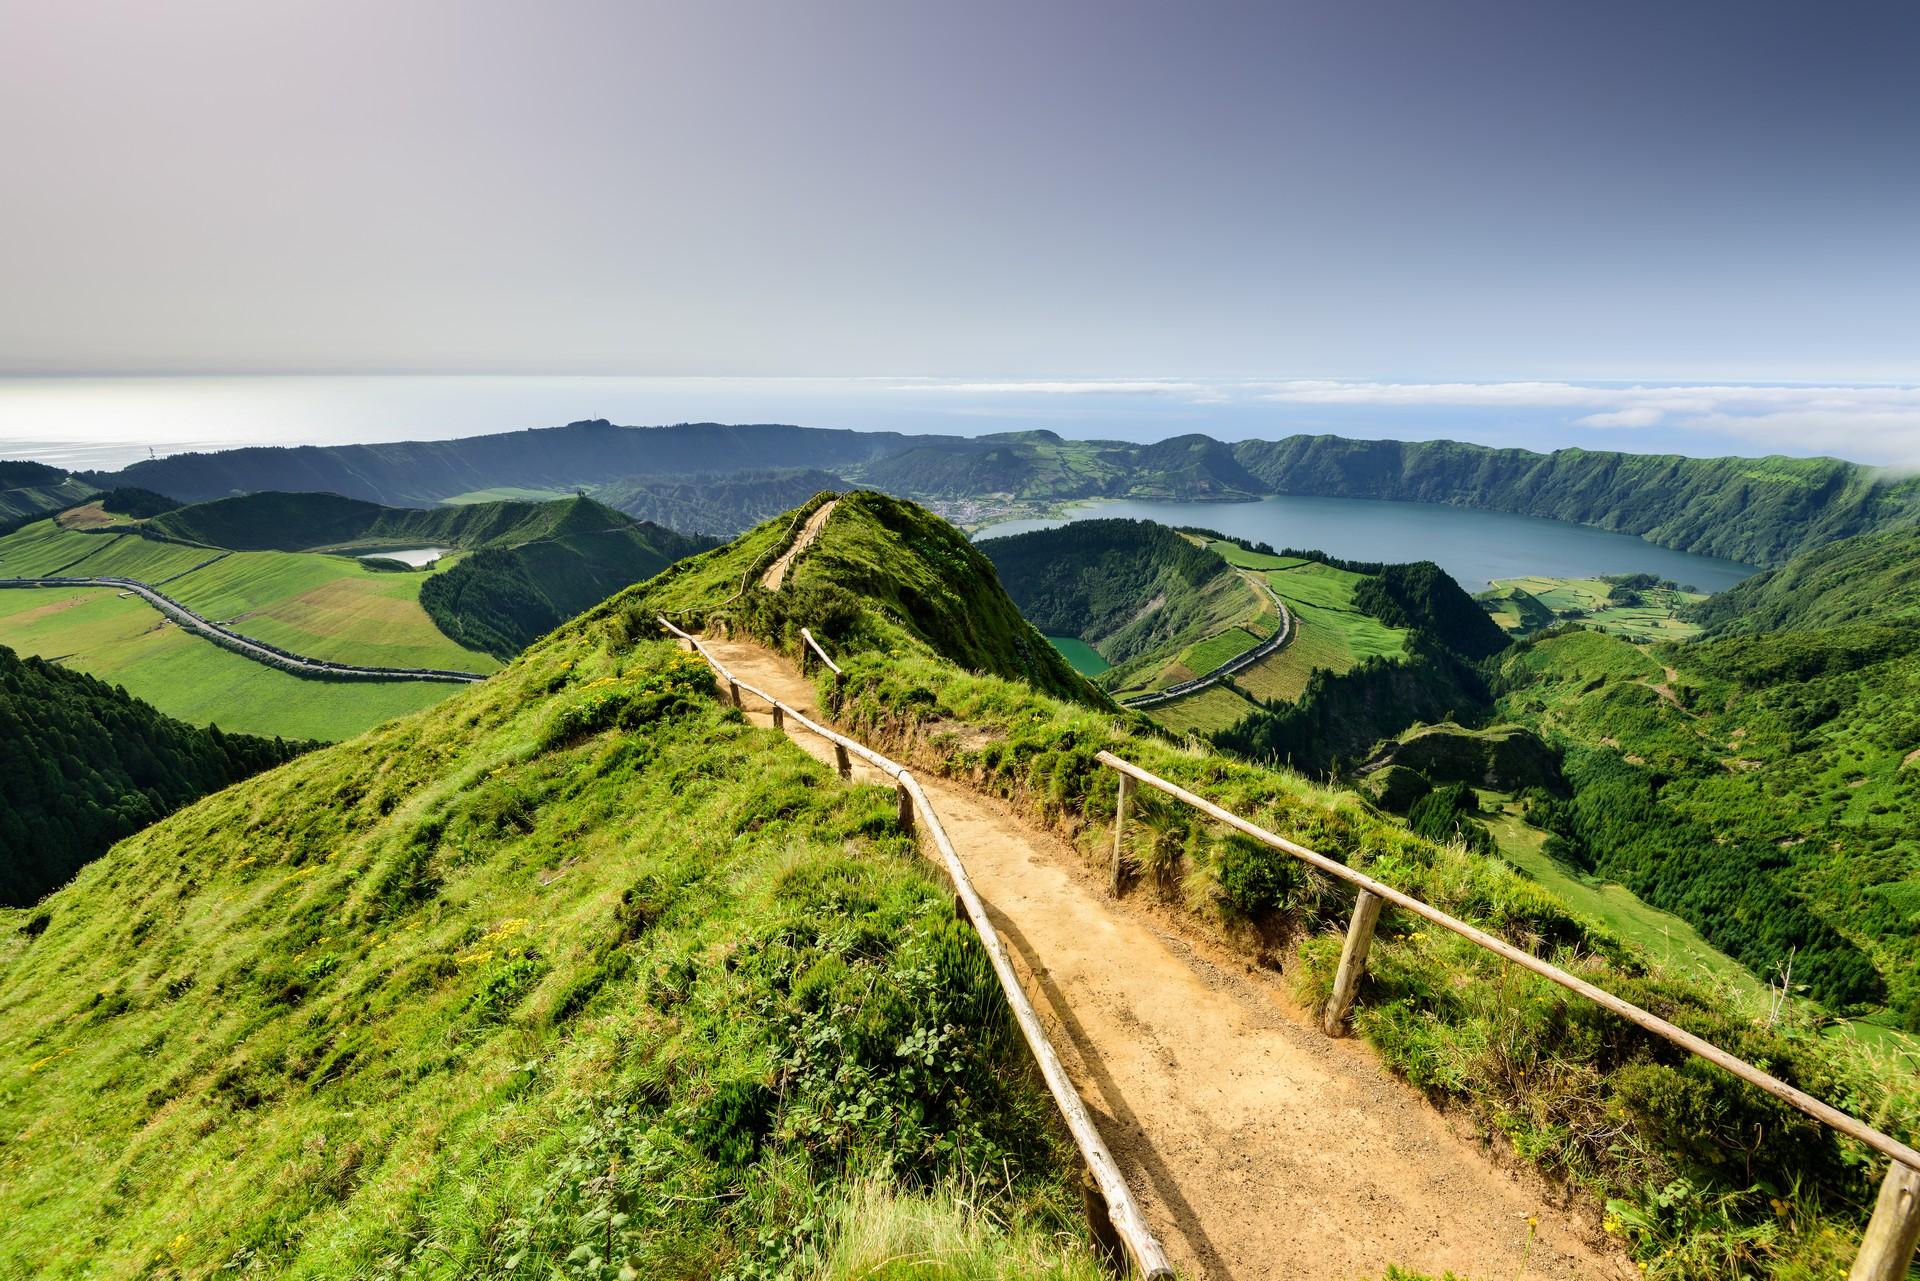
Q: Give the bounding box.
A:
[2,495,1911,1279]
[0,461,97,533]
[616,498,1909,1280]
[980,519,1246,671]
[0,644,308,905]
[149,489,641,554]
[1689,527,1920,635]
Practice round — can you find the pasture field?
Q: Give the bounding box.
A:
[1139,681,1258,735]
[1475,792,1766,1006]
[0,522,497,673]
[1204,539,1313,572]
[439,485,577,505]
[1231,563,1410,704]
[1181,625,1262,675]
[0,586,462,740]
[1485,575,1705,642]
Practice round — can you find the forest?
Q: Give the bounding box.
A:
[0,644,309,905]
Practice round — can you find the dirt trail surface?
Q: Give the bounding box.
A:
[697,634,1632,1281]
[759,499,837,591]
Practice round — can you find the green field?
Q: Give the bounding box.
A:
[0,586,462,740]
[438,486,579,505]
[0,523,497,674]
[1045,634,1110,675]
[1136,681,1258,734]
[1232,562,1409,703]
[1476,793,1766,1006]
[1484,575,1705,642]
[1204,539,1313,572]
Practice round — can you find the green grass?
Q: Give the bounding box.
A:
[1486,576,1705,642]
[1475,793,1766,1005]
[0,586,462,740]
[1045,634,1110,675]
[1139,681,1259,734]
[0,519,497,675]
[1180,624,1262,674]
[1225,564,1410,705]
[438,486,579,505]
[0,635,1090,1278]
[1204,539,1312,571]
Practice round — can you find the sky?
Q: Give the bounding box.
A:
[2,0,1918,461]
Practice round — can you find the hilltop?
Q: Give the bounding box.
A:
[0,461,97,533]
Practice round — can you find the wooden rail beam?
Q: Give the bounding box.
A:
[1092,750,1920,1175]
[1322,889,1382,1037]
[1851,1162,1920,1281]
[658,617,1173,1281]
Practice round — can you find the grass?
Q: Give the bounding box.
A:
[1181,624,1262,674]
[1475,792,1767,1005]
[438,486,580,505]
[647,512,1918,1280]
[0,586,462,740]
[0,632,1092,1278]
[1486,576,1706,642]
[1204,539,1312,572]
[1142,681,1260,734]
[0,522,496,672]
[1227,564,1410,705]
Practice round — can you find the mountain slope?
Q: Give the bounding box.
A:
[1230,435,1920,566]
[150,489,646,553]
[0,644,309,905]
[0,617,1089,1277]
[1688,527,1920,635]
[0,461,97,533]
[980,518,1243,669]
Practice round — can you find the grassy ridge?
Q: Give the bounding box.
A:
[615,504,1915,1279]
[0,628,1091,1277]
[0,586,463,740]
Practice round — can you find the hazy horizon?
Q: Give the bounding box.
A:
[6,373,1920,473]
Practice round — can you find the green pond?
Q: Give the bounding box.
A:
[1045,635,1109,675]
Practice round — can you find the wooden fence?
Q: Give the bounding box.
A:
[657,616,1173,1280]
[1098,750,1920,1281]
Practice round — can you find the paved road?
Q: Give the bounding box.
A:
[0,575,486,684]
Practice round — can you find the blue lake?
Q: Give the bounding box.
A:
[974,495,1758,594]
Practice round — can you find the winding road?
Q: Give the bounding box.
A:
[0,575,485,684]
[1121,574,1293,708]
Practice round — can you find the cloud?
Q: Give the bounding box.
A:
[1576,408,1666,428]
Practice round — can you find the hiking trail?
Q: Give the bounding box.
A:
[760,499,837,591]
[696,634,1634,1281]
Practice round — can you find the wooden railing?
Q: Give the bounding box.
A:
[658,617,1173,1280]
[1097,750,1920,1281]
[798,626,843,682]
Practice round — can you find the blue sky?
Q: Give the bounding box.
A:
[2,1,1916,459]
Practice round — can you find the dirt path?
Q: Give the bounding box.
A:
[760,499,837,591]
[699,635,1631,1281]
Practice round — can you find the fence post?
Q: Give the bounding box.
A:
[834,742,852,779]
[896,780,915,835]
[1322,889,1383,1037]
[728,680,742,709]
[1851,1162,1920,1281]
[1111,772,1131,897]
[772,705,784,730]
